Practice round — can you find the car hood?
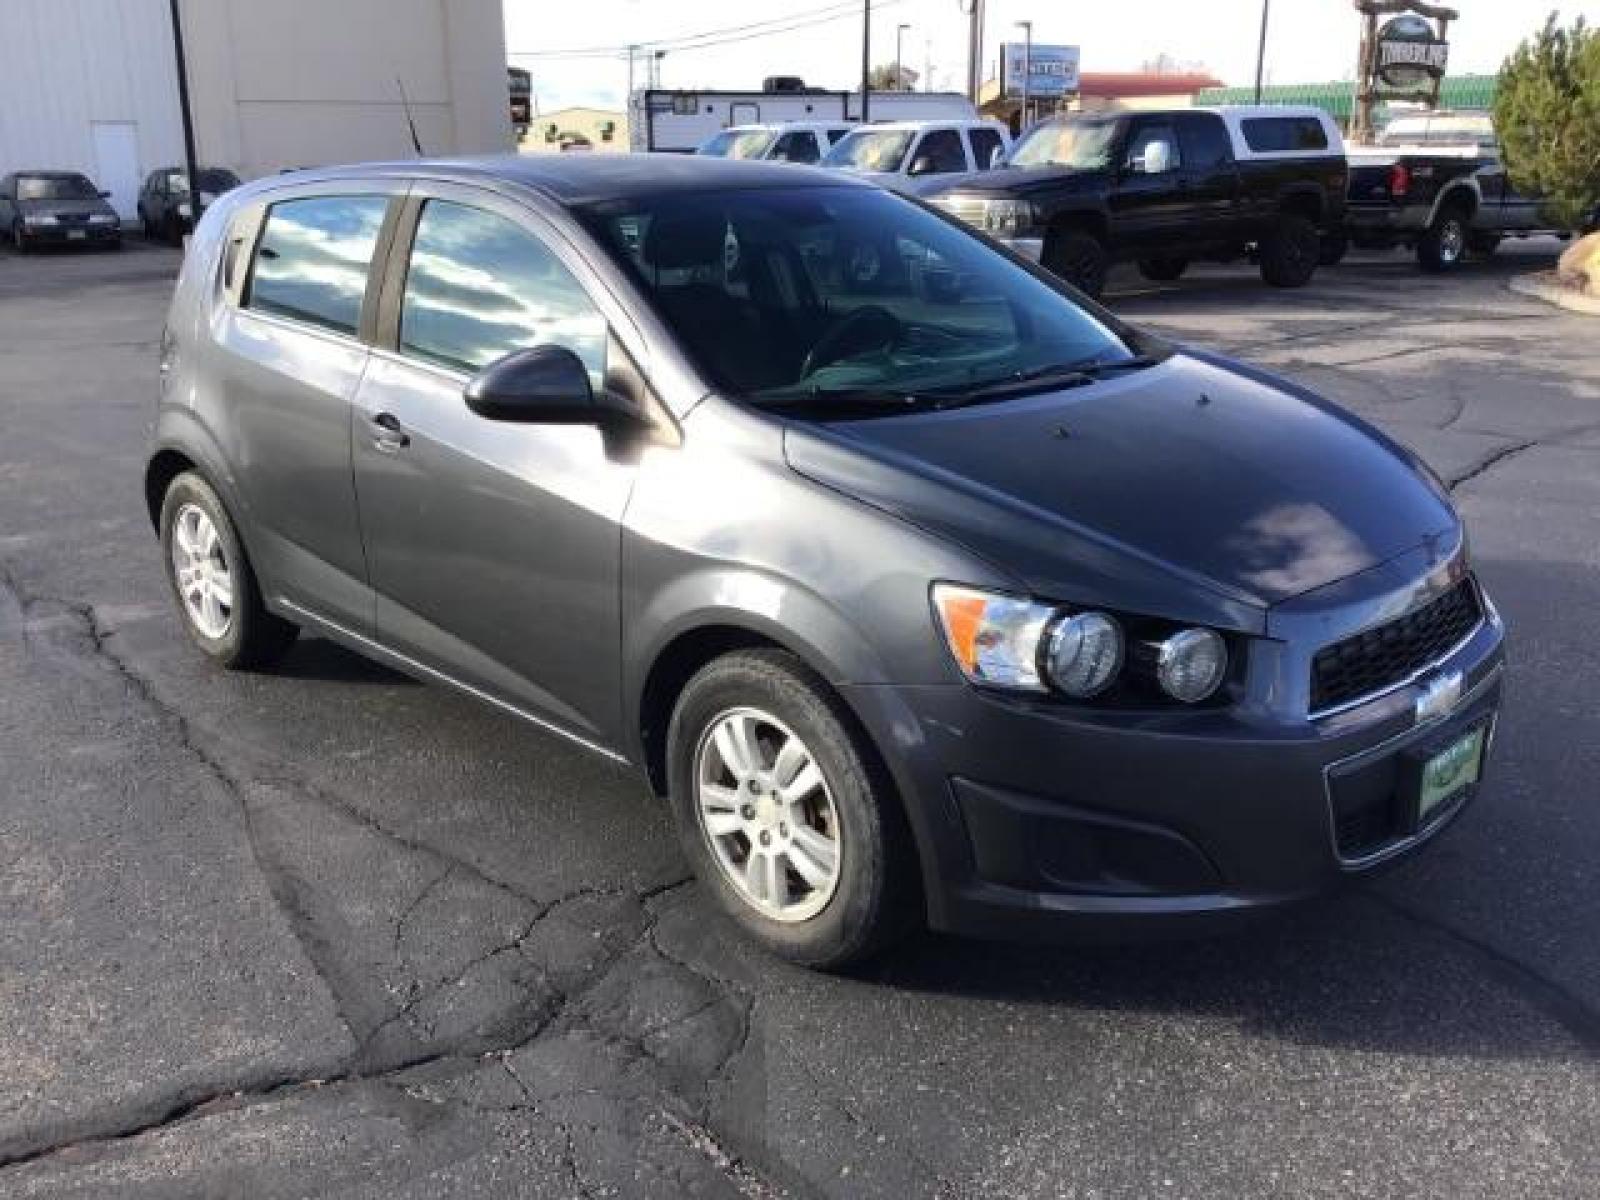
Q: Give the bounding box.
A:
[782,353,1457,626]
[19,196,117,219]
[927,164,1108,199]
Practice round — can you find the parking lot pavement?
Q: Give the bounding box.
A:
[1,236,1596,1198]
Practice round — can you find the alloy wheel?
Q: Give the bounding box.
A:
[694,707,842,923]
[169,503,234,639]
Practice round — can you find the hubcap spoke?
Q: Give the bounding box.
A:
[170,504,233,640]
[786,826,836,888]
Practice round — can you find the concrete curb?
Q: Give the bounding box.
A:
[1509,271,1600,316]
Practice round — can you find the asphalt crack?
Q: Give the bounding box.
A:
[1445,438,1539,492]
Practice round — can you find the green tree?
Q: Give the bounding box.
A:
[1493,13,1600,230]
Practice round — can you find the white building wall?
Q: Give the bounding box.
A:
[0,0,509,210]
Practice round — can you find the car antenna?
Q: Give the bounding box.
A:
[396,76,424,156]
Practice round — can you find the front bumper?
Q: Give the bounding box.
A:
[997,235,1044,263]
[841,567,1506,942]
[21,222,121,246]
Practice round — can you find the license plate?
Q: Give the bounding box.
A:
[67,230,86,240]
[1418,726,1485,821]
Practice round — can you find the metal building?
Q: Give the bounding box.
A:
[0,0,511,221]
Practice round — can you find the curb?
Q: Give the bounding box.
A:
[1508,271,1600,316]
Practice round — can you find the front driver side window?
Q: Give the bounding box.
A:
[399,199,608,387]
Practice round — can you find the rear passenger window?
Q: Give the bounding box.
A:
[399,200,607,383]
[771,131,821,164]
[912,129,968,175]
[969,127,1005,170]
[1240,117,1329,153]
[247,196,389,335]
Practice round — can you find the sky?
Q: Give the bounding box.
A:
[506,0,1600,114]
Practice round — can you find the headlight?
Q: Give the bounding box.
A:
[24,214,56,226]
[177,202,193,218]
[932,584,1054,690]
[1046,612,1124,698]
[1154,628,1228,703]
[981,198,1037,238]
[89,213,116,225]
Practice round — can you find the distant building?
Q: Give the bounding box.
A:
[523,108,629,154]
[980,70,1224,125]
[0,0,511,219]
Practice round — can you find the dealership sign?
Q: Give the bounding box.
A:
[999,43,1081,99]
[1375,14,1449,89]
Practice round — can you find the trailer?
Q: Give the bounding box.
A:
[629,88,979,154]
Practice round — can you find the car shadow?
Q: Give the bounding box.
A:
[270,634,417,685]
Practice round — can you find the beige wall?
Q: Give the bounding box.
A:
[181,0,510,178]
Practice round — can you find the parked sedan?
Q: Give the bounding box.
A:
[0,171,122,250]
[146,156,1504,967]
[138,167,242,243]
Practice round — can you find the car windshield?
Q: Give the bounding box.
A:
[823,129,915,173]
[698,129,777,160]
[1008,119,1120,170]
[578,185,1141,413]
[17,175,98,201]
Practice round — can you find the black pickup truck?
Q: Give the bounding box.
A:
[1341,112,1586,271]
[927,105,1348,297]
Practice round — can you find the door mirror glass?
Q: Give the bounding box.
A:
[907,155,936,177]
[465,344,599,423]
[989,146,1006,169]
[1142,140,1174,174]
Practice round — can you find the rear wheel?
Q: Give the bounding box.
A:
[159,471,298,669]
[667,649,917,968]
[1136,256,1188,282]
[1258,213,1320,287]
[1043,226,1109,298]
[1318,232,1349,266]
[1417,205,1470,272]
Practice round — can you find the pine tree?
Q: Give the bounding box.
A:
[1492,13,1600,230]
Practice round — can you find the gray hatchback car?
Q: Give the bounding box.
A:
[148,156,1505,967]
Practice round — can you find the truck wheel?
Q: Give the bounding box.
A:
[1318,232,1349,266]
[666,648,918,969]
[1258,213,1319,287]
[1136,257,1188,282]
[1417,206,1469,272]
[1467,231,1501,257]
[1044,227,1108,298]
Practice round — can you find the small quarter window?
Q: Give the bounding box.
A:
[911,129,968,175]
[246,195,389,336]
[1240,116,1329,153]
[399,200,607,384]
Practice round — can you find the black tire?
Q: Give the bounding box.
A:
[13,222,30,253]
[1136,256,1188,282]
[163,211,184,246]
[159,471,298,670]
[1043,226,1109,298]
[1467,231,1501,257]
[1258,213,1320,287]
[1318,232,1349,266]
[666,648,918,969]
[1417,205,1470,272]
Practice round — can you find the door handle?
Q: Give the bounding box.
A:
[370,412,410,451]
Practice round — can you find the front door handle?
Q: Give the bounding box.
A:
[370,411,410,452]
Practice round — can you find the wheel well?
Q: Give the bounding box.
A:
[144,449,196,529]
[1277,190,1322,224]
[1435,185,1478,220]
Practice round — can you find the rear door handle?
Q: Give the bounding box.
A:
[370,411,410,451]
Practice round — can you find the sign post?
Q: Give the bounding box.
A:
[1351,0,1457,144]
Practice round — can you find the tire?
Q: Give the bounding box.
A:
[159,471,298,670]
[13,222,29,253]
[666,648,917,969]
[1467,231,1501,257]
[1318,232,1349,266]
[1043,226,1109,298]
[1136,256,1188,282]
[1417,206,1470,272]
[1258,213,1320,287]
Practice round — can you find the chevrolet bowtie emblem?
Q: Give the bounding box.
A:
[1415,669,1464,724]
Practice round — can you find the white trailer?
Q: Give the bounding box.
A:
[629,88,979,153]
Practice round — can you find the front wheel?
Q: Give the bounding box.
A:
[1258,213,1320,287]
[159,471,298,669]
[1417,207,1469,272]
[1043,227,1109,298]
[666,649,917,968]
[1136,256,1188,282]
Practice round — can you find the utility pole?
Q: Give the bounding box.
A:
[1253,0,1270,103]
[860,0,871,121]
[626,44,638,105]
[166,0,201,231]
[963,0,986,104]
[895,23,910,92]
[1016,19,1032,128]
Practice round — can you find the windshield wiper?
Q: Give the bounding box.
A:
[930,354,1163,402]
[755,387,961,417]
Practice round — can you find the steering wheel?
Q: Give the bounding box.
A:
[799,306,904,380]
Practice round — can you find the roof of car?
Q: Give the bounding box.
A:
[253,154,870,207]
[844,119,1003,132]
[721,121,851,132]
[12,170,93,178]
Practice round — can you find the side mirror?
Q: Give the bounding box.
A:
[1142,139,1173,175]
[465,344,600,424]
[907,155,936,177]
[988,146,1006,169]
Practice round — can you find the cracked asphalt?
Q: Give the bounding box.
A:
[1,235,1596,1198]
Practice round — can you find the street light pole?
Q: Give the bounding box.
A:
[1253,0,1271,104]
[166,0,201,230]
[860,0,871,121]
[895,23,910,92]
[1016,19,1032,129]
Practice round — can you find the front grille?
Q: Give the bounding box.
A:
[1310,578,1482,713]
[933,195,987,228]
